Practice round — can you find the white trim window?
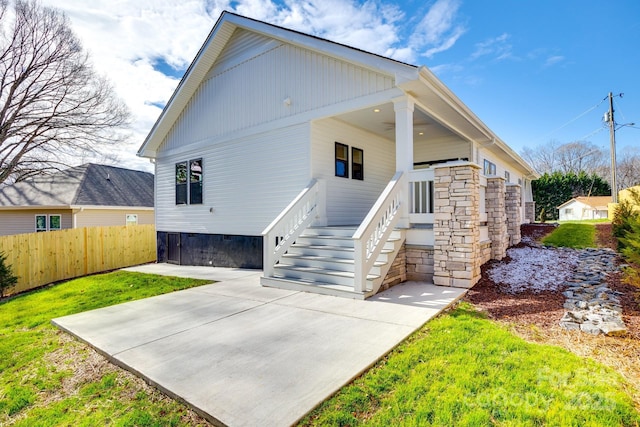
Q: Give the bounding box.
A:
[483,159,496,176]
[35,214,61,232]
[125,214,138,226]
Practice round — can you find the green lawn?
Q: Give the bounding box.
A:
[2,270,639,426]
[542,223,596,248]
[0,271,211,426]
[558,219,611,224]
[300,303,640,426]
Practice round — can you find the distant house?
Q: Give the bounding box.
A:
[0,164,154,236]
[557,196,612,221]
[138,12,538,298]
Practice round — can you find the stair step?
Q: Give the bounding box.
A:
[273,265,380,287]
[260,276,372,299]
[280,254,385,273]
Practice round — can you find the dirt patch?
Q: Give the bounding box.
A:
[466,223,640,409]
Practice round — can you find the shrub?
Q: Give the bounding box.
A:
[0,251,18,297]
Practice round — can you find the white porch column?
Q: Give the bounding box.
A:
[394,96,414,228]
[394,97,414,172]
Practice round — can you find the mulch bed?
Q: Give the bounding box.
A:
[466,223,565,329]
[464,222,640,408]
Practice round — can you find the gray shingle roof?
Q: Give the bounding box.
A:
[0,164,154,207]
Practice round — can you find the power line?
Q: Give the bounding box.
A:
[537,96,608,142]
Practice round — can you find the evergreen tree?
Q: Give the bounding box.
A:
[0,252,18,297]
[532,171,611,221]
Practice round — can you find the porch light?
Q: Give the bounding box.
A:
[373,108,380,113]
[418,132,424,135]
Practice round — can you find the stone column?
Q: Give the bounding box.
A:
[525,201,536,223]
[506,184,522,246]
[433,162,481,288]
[486,177,508,260]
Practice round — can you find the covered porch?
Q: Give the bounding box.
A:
[261,69,534,298]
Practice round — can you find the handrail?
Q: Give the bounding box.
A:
[352,171,406,292]
[262,179,325,277]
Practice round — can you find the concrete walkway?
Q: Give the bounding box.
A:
[53,264,466,427]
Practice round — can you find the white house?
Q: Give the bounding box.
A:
[557,196,611,221]
[138,12,538,298]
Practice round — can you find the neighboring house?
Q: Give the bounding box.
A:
[0,164,154,236]
[619,185,640,206]
[557,196,612,221]
[138,12,538,298]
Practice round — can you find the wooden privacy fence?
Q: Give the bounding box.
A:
[0,224,156,295]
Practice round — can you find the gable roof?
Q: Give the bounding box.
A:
[0,164,154,208]
[137,11,537,178]
[558,196,612,210]
[137,11,416,159]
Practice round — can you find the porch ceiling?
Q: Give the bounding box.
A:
[335,103,455,143]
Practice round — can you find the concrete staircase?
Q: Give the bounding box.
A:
[260,226,405,299]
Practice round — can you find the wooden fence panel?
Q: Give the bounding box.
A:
[0,225,156,295]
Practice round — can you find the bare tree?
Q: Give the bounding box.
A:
[521,140,606,176]
[617,150,640,190]
[0,0,130,185]
[521,140,561,175]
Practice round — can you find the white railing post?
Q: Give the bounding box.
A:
[262,179,325,277]
[352,171,406,292]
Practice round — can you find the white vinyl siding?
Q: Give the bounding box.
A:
[0,210,71,236]
[159,29,394,153]
[413,136,471,166]
[156,123,310,236]
[311,118,395,225]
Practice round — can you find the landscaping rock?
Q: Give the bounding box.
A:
[559,248,627,336]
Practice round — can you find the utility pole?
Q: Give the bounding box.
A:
[607,92,618,203]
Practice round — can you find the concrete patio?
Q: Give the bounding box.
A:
[53,264,466,427]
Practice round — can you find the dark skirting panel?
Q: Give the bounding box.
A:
[156,232,263,269]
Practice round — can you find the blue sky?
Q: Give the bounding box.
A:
[42,0,640,169]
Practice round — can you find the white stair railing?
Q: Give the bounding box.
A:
[352,171,406,292]
[262,179,325,277]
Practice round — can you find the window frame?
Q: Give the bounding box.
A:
[125,214,138,226]
[483,159,496,176]
[175,161,188,205]
[189,158,203,205]
[175,159,203,205]
[504,171,510,183]
[35,214,47,232]
[335,142,349,178]
[49,215,61,231]
[351,147,364,180]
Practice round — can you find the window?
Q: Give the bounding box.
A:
[126,214,138,226]
[335,142,348,178]
[504,171,510,182]
[175,159,203,205]
[49,215,61,231]
[352,147,363,180]
[483,159,496,176]
[35,214,61,232]
[565,208,573,216]
[175,162,188,204]
[189,159,203,204]
[35,215,47,232]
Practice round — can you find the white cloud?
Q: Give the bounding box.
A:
[471,33,512,60]
[544,55,565,67]
[410,0,466,59]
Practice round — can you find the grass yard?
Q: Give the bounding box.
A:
[542,222,596,248]
[0,271,212,426]
[300,303,640,426]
